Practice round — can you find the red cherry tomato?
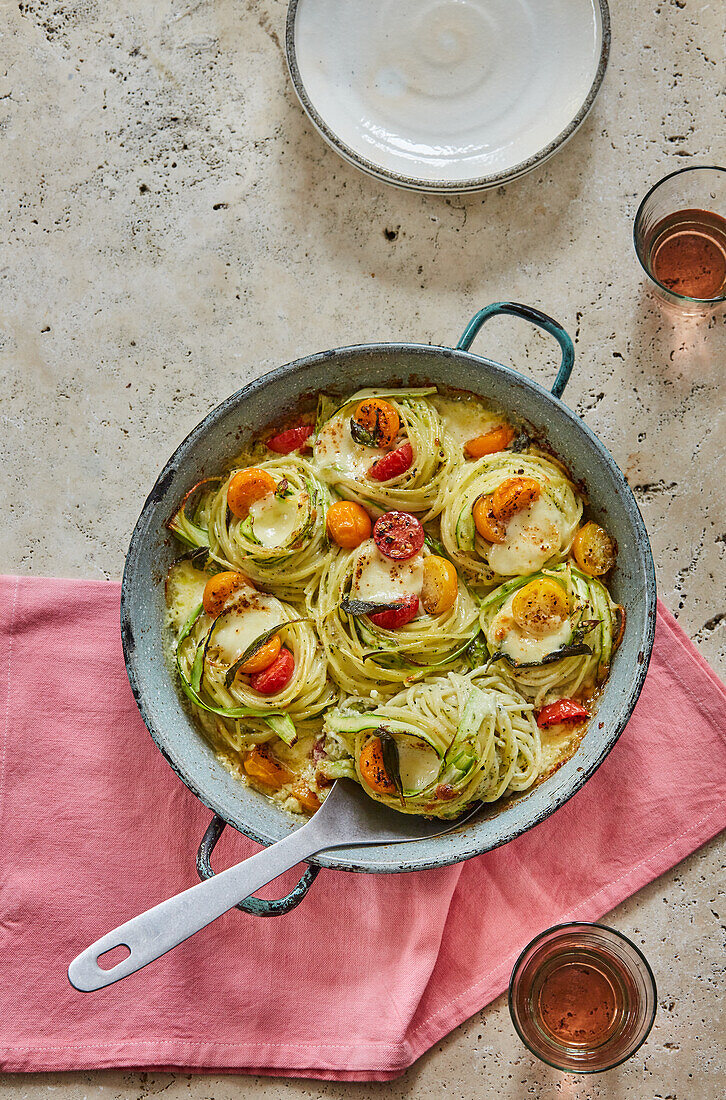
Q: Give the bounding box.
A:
[266,425,313,454]
[373,511,425,561]
[537,699,590,728]
[249,647,295,695]
[368,594,419,630]
[369,441,413,481]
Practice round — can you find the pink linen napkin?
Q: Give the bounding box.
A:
[0,574,724,1081]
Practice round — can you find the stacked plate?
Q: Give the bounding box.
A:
[286,0,610,193]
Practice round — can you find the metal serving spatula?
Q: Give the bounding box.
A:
[68,779,480,991]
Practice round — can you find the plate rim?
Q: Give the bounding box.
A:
[285,0,611,193]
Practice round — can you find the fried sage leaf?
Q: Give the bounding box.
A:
[488,641,593,670]
[377,727,405,806]
[341,597,406,618]
[349,417,380,448]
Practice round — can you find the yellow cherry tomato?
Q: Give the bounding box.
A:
[292,784,321,815]
[242,746,291,790]
[326,500,372,548]
[464,425,516,459]
[472,494,507,543]
[236,633,282,675]
[227,468,277,519]
[202,571,251,618]
[491,476,541,524]
[572,522,617,576]
[358,737,396,795]
[511,578,570,637]
[421,555,458,615]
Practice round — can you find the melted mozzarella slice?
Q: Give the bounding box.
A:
[397,738,441,794]
[435,396,501,447]
[314,412,387,479]
[209,592,283,665]
[248,490,306,548]
[487,495,562,575]
[489,592,572,665]
[351,539,424,603]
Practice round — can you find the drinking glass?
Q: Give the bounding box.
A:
[509,922,657,1073]
[633,165,726,311]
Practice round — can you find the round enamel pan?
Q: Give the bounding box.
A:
[121,302,655,915]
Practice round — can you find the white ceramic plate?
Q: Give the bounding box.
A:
[286,0,610,193]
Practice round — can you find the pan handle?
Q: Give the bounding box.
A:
[456,302,575,399]
[196,815,321,916]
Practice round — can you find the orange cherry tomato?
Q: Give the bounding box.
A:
[352,398,400,447]
[202,571,251,617]
[421,555,458,615]
[248,647,295,695]
[572,522,617,576]
[490,476,541,524]
[227,468,277,519]
[292,785,321,814]
[326,500,372,548]
[236,633,282,675]
[358,737,396,795]
[472,495,507,543]
[243,746,291,789]
[464,425,516,459]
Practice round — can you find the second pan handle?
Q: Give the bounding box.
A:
[196,814,320,917]
[456,302,575,399]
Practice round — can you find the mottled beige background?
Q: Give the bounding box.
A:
[1,0,724,1096]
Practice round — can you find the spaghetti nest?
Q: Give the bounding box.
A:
[439,450,582,586]
[321,668,541,819]
[310,543,481,697]
[479,563,623,707]
[175,588,337,755]
[170,455,331,602]
[314,387,459,520]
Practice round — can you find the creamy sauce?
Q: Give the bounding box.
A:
[209,592,282,664]
[351,539,424,603]
[248,490,306,548]
[165,561,209,630]
[314,411,387,479]
[487,495,562,575]
[489,591,572,664]
[435,394,503,448]
[538,723,584,778]
[397,738,441,793]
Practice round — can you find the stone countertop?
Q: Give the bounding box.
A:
[1,0,724,1097]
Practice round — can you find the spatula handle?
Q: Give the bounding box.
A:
[68,824,321,991]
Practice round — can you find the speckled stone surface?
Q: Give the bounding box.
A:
[1,0,725,1096]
